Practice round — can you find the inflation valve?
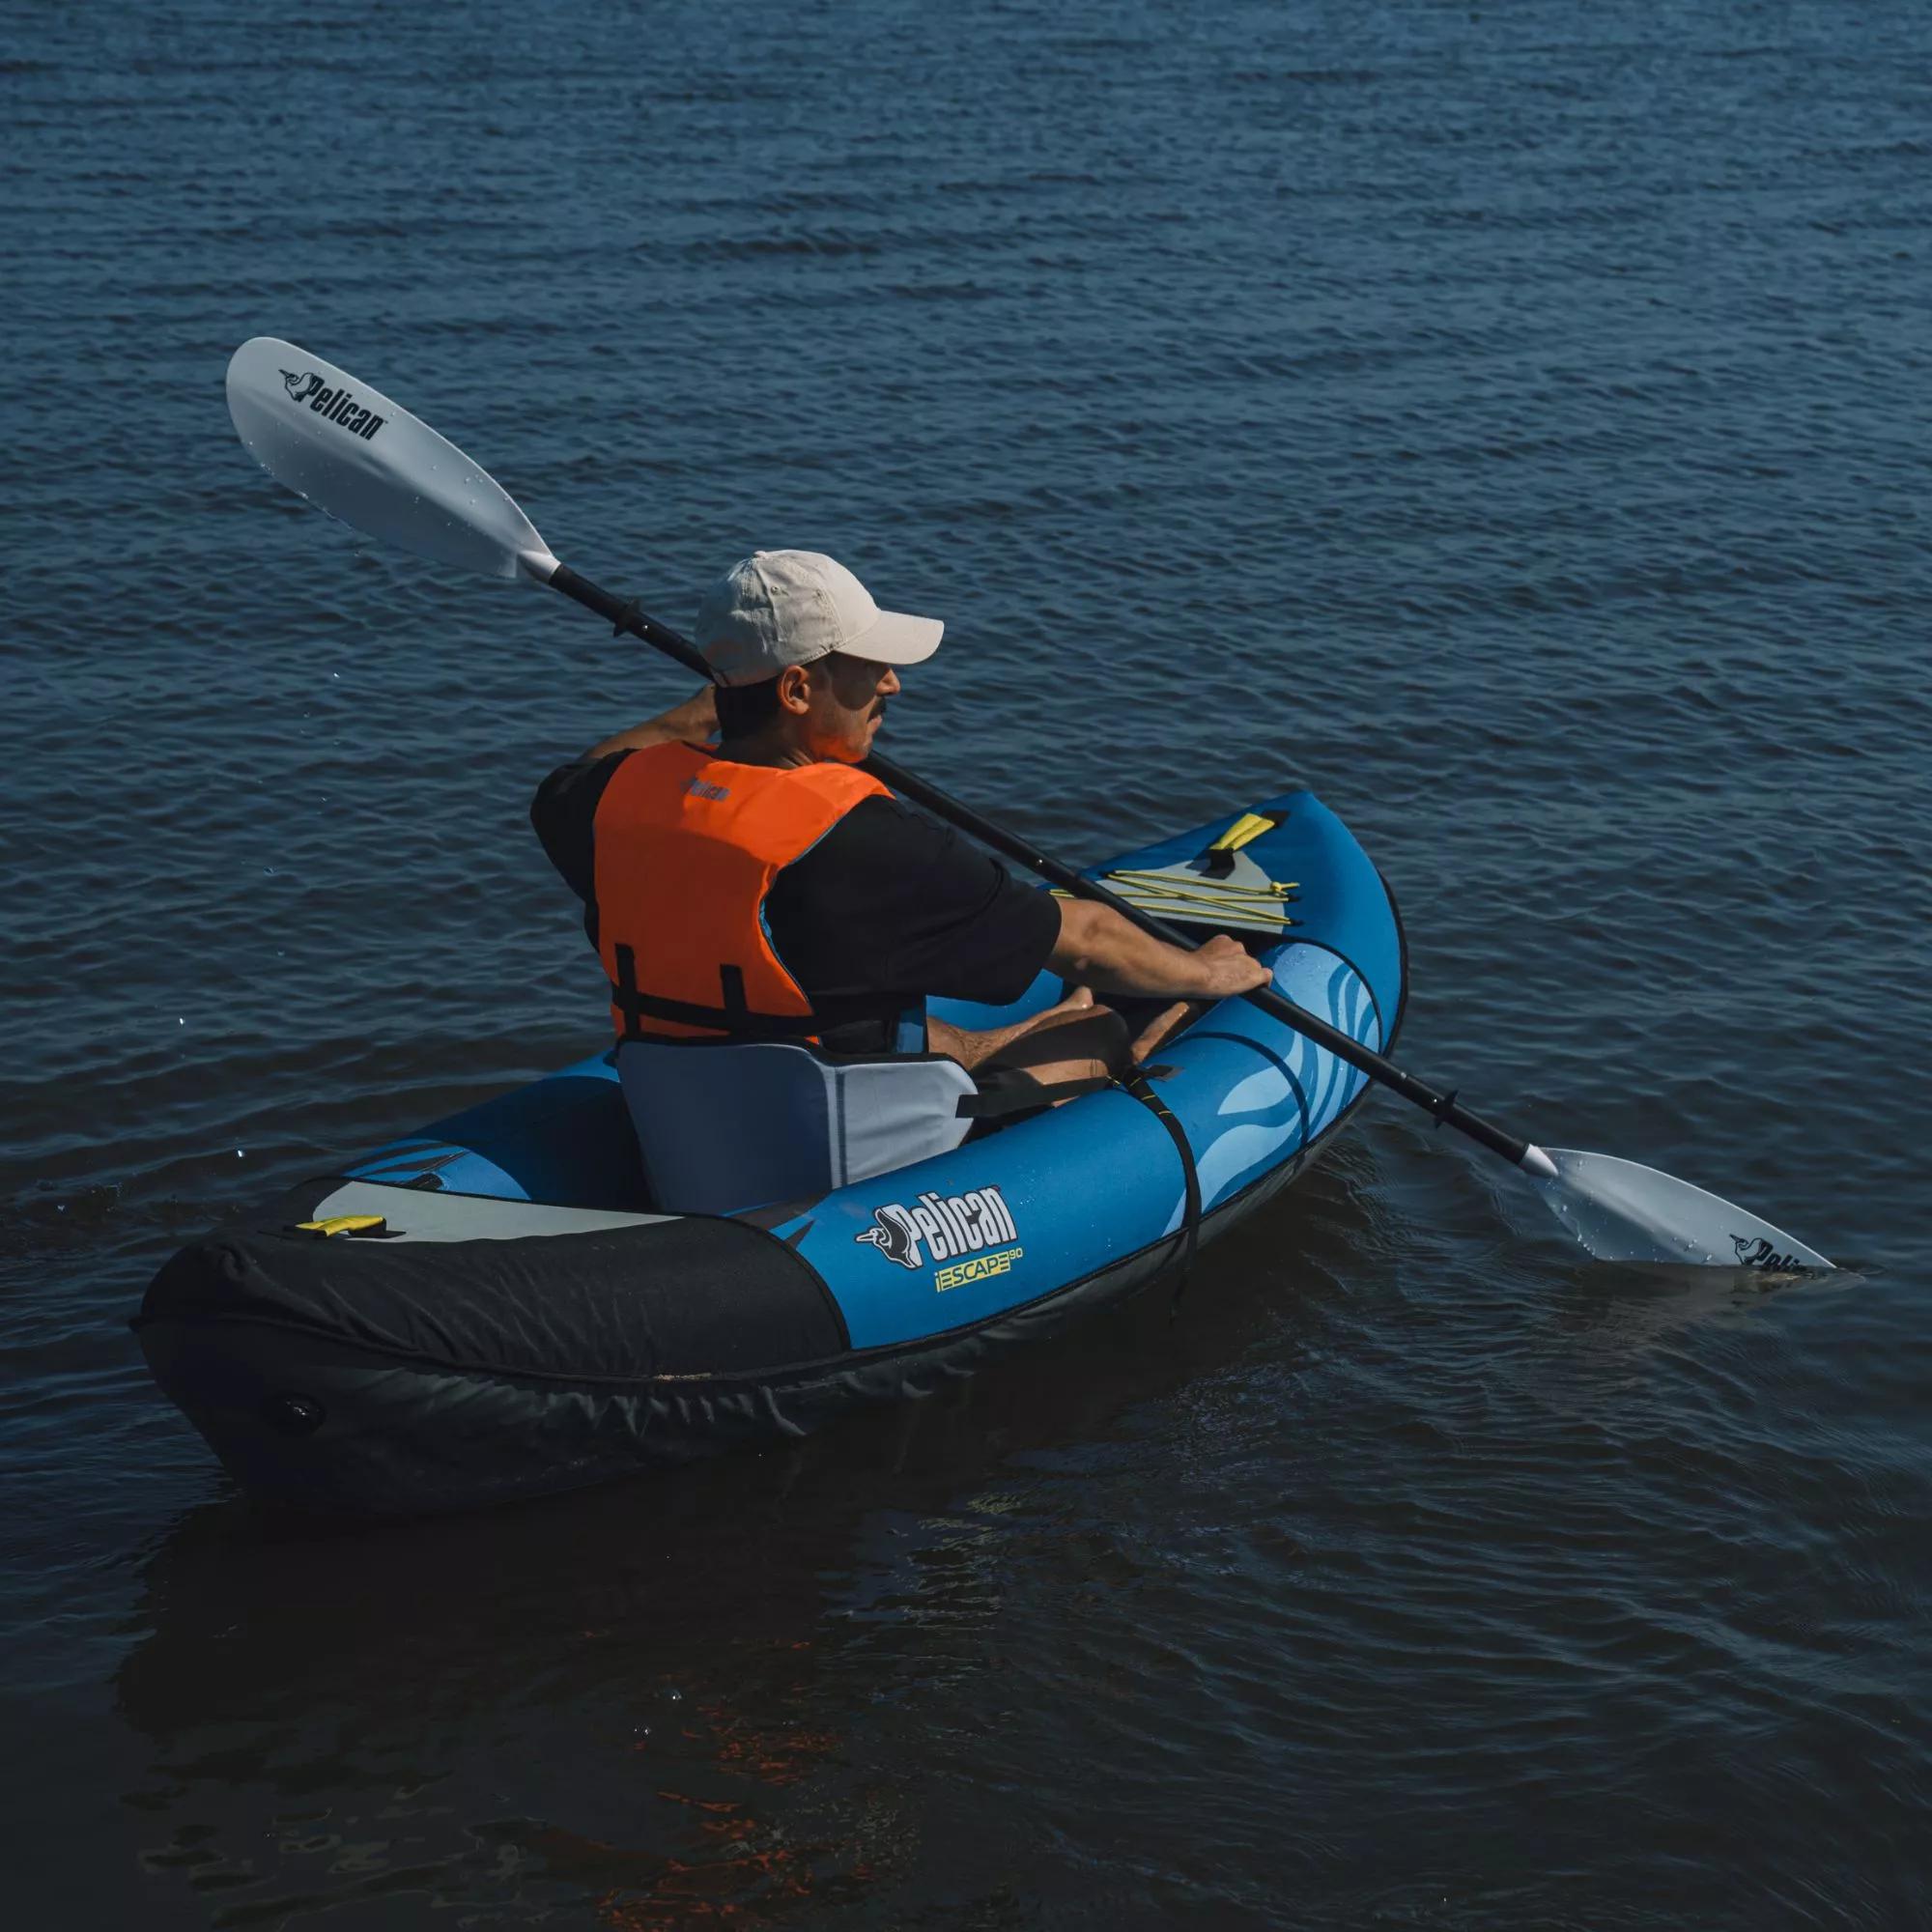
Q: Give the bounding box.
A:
[262,1392,326,1436]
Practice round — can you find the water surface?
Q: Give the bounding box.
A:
[5,1,1930,1924]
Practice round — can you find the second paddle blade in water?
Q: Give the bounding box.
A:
[1530,1148,1834,1271]
[225,337,556,582]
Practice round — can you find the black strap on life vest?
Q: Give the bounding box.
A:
[610,945,910,1043]
[1118,1065,1203,1314]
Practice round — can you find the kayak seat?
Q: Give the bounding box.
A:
[616,1040,979,1216]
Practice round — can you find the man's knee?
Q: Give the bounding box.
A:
[990,1007,1130,1076]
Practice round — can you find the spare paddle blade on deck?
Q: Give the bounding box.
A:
[225,337,557,582]
[1527,1147,1834,1271]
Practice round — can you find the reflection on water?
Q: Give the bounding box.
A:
[122,1454,907,1923]
[114,1196,1344,1925]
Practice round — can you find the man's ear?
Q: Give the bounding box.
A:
[776,664,813,715]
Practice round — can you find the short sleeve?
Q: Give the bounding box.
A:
[530,751,631,907]
[764,795,1061,1008]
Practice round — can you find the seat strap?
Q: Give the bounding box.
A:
[1119,1066,1203,1312]
[954,1070,1117,1119]
[957,1062,1203,1304]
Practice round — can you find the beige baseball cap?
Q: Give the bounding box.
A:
[694,550,945,687]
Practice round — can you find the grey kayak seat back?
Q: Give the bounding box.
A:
[616,1039,978,1215]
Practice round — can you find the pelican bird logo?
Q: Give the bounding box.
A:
[1731,1235,1800,1271]
[854,1203,923,1270]
[280,368,323,404]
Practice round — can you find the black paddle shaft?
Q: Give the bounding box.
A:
[545,561,1540,1171]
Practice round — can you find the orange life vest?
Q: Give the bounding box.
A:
[591,740,909,1045]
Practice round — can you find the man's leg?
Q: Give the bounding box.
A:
[1128,998,1201,1062]
[971,1004,1134,1089]
[931,989,1205,1099]
[926,988,1107,1074]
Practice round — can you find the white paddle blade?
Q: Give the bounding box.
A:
[225,337,556,582]
[1530,1148,1833,1271]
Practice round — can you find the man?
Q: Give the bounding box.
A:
[531,549,1268,1206]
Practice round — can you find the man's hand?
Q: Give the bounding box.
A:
[1186,932,1274,999]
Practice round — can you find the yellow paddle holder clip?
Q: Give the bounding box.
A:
[291,1213,389,1238]
[1200,810,1277,875]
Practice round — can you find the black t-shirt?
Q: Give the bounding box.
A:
[529,751,1061,1051]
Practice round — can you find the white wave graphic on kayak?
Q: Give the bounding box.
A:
[1163,948,1378,1231]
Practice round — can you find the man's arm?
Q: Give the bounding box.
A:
[530,684,716,912]
[578,686,718,761]
[1048,899,1272,1002]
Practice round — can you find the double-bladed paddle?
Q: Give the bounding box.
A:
[223,336,1833,1271]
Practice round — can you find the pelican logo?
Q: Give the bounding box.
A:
[1732,1235,1804,1272]
[855,1184,1020,1274]
[279,367,386,441]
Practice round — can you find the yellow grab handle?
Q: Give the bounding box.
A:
[1207,811,1277,855]
[293,1214,389,1237]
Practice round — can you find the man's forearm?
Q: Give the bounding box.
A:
[1047,900,1268,1002]
[1053,908,1207,998]
[580,686,718,760]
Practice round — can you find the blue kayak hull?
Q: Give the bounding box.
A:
[135,790,1404,1514]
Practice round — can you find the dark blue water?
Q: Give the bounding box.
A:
[6,1,1931,1923]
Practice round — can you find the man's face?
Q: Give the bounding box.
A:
[798,653,902,763]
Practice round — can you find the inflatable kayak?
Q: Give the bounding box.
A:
[135,789,1404,1516]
